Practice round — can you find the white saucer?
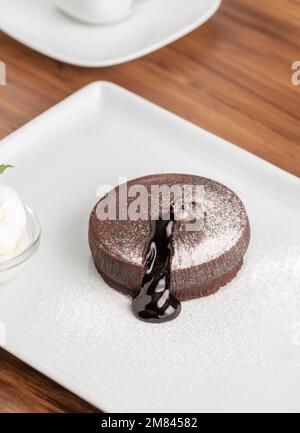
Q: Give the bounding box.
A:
[0,0,221,67]
[0,82,300,413]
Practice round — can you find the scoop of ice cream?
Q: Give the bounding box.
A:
[0,185,27,256]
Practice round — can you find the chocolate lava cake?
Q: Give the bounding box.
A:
[89,174,250,323]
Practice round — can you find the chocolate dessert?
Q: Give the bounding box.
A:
[89,174,250,323]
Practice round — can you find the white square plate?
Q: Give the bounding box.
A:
[0,0,221,67]
[0,82,299,413]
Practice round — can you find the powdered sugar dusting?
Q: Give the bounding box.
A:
[172,181,248,269]
[91,175,249,271]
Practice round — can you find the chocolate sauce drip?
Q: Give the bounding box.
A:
[132,212,181,323]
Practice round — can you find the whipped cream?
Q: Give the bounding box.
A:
[0,185,28,259]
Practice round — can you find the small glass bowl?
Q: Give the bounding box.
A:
[0,207,41,284]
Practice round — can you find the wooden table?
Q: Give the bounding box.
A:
[0,0,299,413]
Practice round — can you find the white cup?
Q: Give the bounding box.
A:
[55,0,135,25]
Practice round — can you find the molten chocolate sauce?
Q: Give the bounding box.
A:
[132,212,181,323]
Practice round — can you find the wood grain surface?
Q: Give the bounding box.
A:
[0,0,299,413]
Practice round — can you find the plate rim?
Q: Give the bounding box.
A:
[1,81,299,186]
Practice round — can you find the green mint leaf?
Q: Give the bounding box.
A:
[0,165,14,175]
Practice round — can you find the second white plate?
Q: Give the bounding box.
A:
[0,0,221,67]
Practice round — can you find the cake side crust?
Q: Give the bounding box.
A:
[94,258,244,302]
